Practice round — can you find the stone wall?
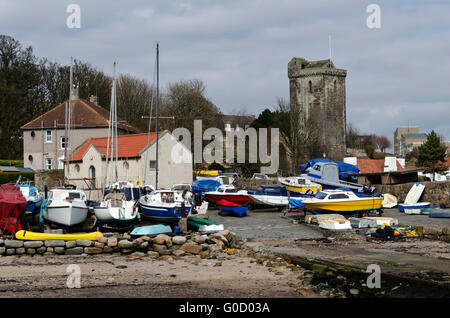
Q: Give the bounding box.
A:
[375,181,450,206]
[0,230,240,258]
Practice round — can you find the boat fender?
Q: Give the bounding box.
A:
[134,179,143,188]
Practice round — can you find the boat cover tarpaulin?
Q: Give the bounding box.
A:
[288,198,305,209]
[300,159,360,180]
[192,179,221,194]
[0,184,27,234]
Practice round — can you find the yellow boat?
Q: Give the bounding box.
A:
[194,170,220,177]
[278,177,322,194]
[15,230,103,241]
[300,189,382,213]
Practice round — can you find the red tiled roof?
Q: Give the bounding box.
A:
[357,159,404,174]
[68,132,162,162]
[21,99,140,133]
[410,157,450,169]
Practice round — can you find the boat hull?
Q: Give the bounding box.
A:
[94,201,138,223]
[398,202,430,212]
[282,184,322,194]
[248,194,289,207]
[43,204,89,227]
[205,193,252,205]
[218,205,248,216]
[303,198,383,213]
[140,204,191,222]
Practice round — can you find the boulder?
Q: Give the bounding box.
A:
[132,238,144,247]
[98,236,108,244]
[172,236,187,245]
[152,244,168,253]
[44,240,66,247]
[193,235,207,244]
[0,239,3,246]
[46,247,54,253]
[36,247,46,254]
[24,241,43,249]
[65,241,77,249]
[153,234,172,247]
[76,239,94,247]
[137,241,149,250]
[0,247,5,255]
[159,250,172,256]
[16,247,26,255]
[210,238,225,248]
[210,234,229,245]
[5,240,23,248]
[147,251,159,259]
[95,242,105,248]
[26,248,36,255]
[65,247,84,255]
[107,237,118,247]
[6,249,15,255]
[141,236,152,242]
[172,249,186,257]
[55,247,65,254]
[84,247,103,255]
[118,240,133,249]
[103,246,113,253]
[180,243,202,255]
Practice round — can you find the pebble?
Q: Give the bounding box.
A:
[349,289,360,296]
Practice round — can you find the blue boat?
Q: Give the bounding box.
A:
[131,224,173,236]
[191,179,221,196]
[139,190,191,222]
[398,202,430,212]
[17,184,44,213]
[217,198,248,217]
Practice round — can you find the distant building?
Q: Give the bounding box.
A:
[66,131,193,190]
[400,133,427,155]
[393,126,419,156]
[288,58,347,161]
[223,114,255,132]
[21,90,139,171]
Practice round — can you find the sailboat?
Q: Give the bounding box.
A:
[93,62,139,227]
[138,43,192,222]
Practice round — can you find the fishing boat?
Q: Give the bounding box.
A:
[248,185,310,208]
[278,176,322,194]
[204,185,253,205]
[305,161,367,191]
[216,198,249,217]
[15,179,44,213]
[299,189,383,213]
[93,191,139,224]
[41,188,89,227]
[139,190,192,222]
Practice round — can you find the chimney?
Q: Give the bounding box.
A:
[89,95,98,104]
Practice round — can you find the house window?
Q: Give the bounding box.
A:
[60,136,68,149]
[45,158,52,170]
[149,160,156,169]
[46,130,52,143]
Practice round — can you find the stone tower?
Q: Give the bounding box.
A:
[288,58,347,161]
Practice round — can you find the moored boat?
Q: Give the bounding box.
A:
[41,188,89,227]
[278,176,322,194]
[299,189,383,213]
[139,190,191,222]
[216,198,248,217]
[248,185,311,208]
[204,185,252,205]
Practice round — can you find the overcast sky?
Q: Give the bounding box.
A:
[1,0,449,148]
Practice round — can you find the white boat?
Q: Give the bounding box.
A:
[382,193,397,208]
[42,188,89,227]
[318,219,352,230]
[139,190,192,222]
[94,192,139,223]
[397,183,430,212]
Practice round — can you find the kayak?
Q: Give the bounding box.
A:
[15,230,103,241]
[130,224,172,236]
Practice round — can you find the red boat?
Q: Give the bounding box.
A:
[0,184,27,235]
[204,185,254,205]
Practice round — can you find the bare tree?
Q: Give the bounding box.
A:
[375,135,391,152]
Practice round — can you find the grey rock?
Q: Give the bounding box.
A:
[76,239,94,247]
[118,240,133,249]
[65,247,84,255]
[0,247,5,255]
[5,240,23,248]
[65,241,77,248]
[147,251,159,259]
[27,248,36,255]
[103,246,113,253]
[6,249,15,255]
[152,244,168,253]
[55,247,65,254]
[107,237,118,247]
[172,236,187,245]
[84,247,103,255]
[158,250,172,255]
[16,247,26,255]
[46,247,54,253]
[43,252,54,256]
[172,249,186,257]
[44,240,65,247]
[0,239,3,246]
[36,247,46,254]
[24,241,43,248]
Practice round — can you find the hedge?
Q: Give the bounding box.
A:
[0,172,35,185]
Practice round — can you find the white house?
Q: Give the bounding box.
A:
[66,131,193,191]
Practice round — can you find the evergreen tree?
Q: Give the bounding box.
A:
[417,130,447,179]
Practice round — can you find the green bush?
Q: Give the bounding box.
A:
[0,160,24,167]
[0,172,35,185]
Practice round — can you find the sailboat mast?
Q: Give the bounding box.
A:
[155,43,159,190]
